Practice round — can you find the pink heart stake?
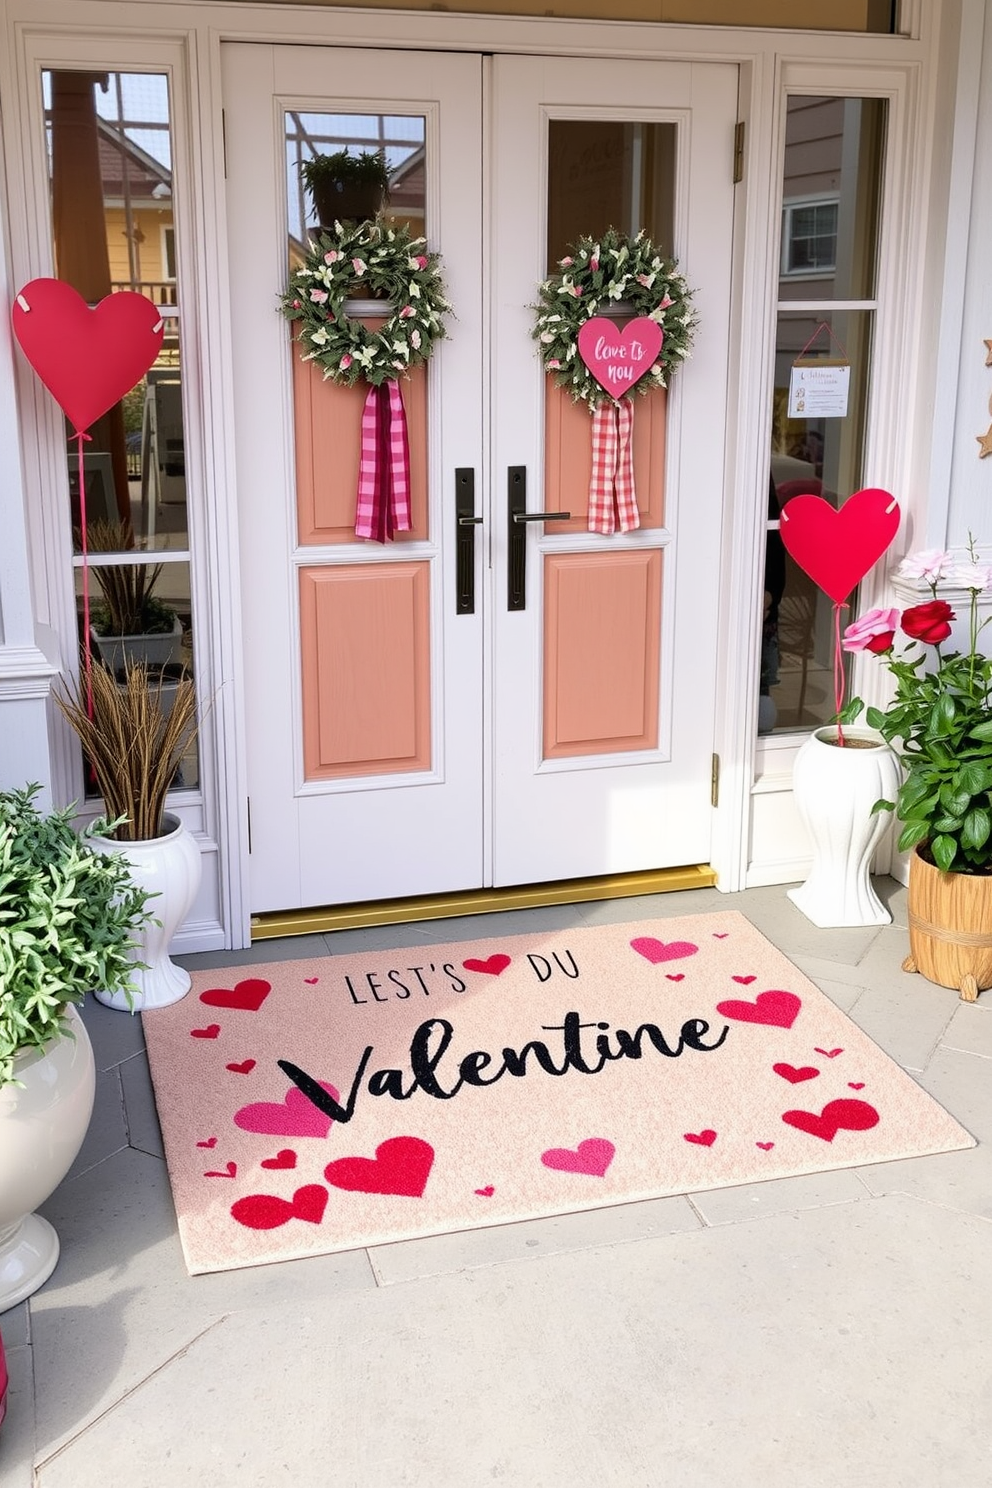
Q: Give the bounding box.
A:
[12,279,165,434]
[630,937,698,965]
[235,1082,340,1139]
[779,488,900,606]
[577,316,663,399]
[541,1139,615,1177]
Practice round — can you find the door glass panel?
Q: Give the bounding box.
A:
[760,96,886,737]
[547,121,675,268]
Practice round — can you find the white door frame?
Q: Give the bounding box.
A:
[0,0,948,948]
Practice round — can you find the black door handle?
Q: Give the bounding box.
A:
[455,468,479,614]
[507,466,571,611]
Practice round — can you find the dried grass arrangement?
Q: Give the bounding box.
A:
[56,662,198,842]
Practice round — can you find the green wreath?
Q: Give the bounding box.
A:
[532,228,696,409]
[280,219,452,388]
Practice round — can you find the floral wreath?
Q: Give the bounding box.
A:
[280,218,452,388]
[532,228,696,409]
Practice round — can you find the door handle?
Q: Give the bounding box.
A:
[455,468,480,614]
[507,466,571,611]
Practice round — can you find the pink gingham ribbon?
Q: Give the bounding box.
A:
[587,396,639,535]
[355,380,412,542]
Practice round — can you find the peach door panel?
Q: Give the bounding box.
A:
[299,563,432,780]
[293,346,429,545]
[544,384,666,531]
[543,550,662,759]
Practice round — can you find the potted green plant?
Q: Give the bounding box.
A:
[56,658,203,1010]
[841,538,992,999]
[84,519,183,672]
[0,783,150,1306]
[300,147,390,228]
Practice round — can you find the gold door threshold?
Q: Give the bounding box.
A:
[250,863,717,941]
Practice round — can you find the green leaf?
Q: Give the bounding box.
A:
[962,807,992,851]
[969,720,992,742]
[931,834,959,872]
[870,798,895,816]
[897,819,930,852]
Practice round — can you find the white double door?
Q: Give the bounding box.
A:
[223,42,737,914]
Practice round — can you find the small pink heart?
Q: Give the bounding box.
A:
[475,1185,495,1197]
[815,1048,844,1059]
[630,936,698,965]
[773,1063,820,1085]
[261,1149,298,1170]
[226,1059,256,1075]
[756,1142,775,1151]
[191,1024,221,1039]
[196,1137,218,1149]
[304,977,318,985]
[541,1138,615,1177]
[204,1161,237,1179]
[713,933,729,938]
[576,316,663,398]
[665,973,685,982]
[732,975,756,985]
[200,979,271,1013]
[463,954,511,976]
[848,1082,865,1090]
[684,1129,717,1147]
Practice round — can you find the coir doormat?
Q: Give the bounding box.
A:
[142,912,974,1275]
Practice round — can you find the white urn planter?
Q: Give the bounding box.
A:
[788,726,902,928]
[85,813,202,1009]
[0,1006,96,1309]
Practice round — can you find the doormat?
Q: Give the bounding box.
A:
[142,912,974,1275]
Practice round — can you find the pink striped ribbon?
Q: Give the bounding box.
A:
[587,396,639,535]
[355,379,412,543]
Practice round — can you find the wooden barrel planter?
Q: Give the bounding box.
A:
[903,847,992,1002]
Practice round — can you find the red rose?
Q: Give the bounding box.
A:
[865,630,896,653]
[900,599,954,644]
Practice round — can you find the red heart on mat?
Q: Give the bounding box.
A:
[732,975,756,984]
[778,488,900,604]
[716,990,801,1029]
[201,979,271,1012]
[475,1186,495,1197]
[304,977,318,985]
[226,1060,256,1075]
[324,1136,435,1197]
[541,1138,615,1177]
[773,1063,820,1084]
[848,1082,866,1091]
[261,1149,297,1170]
[235,1083,340,1139]
[196,1137,218,1149]
[665,973,685,982]
[816,1048,844,1058]
[684,1130,717,1146]
[712,933,729,938]
[231,1184,328,1231]
[204,1162,237,1179]
[576,316,663,398]
[12,278,164,431]
[782,1098,880,1143]
[191,1024,220,1039]
[630,937,698,964]
[462,955,511,976]
[756,1142,775,1151]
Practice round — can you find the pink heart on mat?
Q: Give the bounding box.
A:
[235,1082,340,1139]
[261,1149,297,1170]
[475,1186,495,1198]
[191,1024,220,1039]
[782,1099,880,1143]
[716,990,802,1030]
[231,1184,328,1231]
[630,937,698,965]
[201,979,271,1012]
[684,1130,717,1147]
[848,1082,865,1091]
[665,973,685,982]
[541,1139,615,1177]
[815,1048,844,1059]
[204,1161,237,1179]
[773,1063,819,1085]
[732,975,756,985]
[304,977,318,985]
[462,954,511,976]
[325,1136,435,1197]
[226,1059,256,1075]
[756,1141,775,1151]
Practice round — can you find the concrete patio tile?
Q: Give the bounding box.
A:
[78,994,145,1069]
[912,1045,990,1141]
[0,1299,30,1346]
[688,1166,869,1225]
[856,1145,992,1222]
[176,933,333,970]
[63,1067,126,1182]
[729,882,885,964]
[940,1000,992,1059]
[33,1194,992,1488]
[576,886,727,925]
[119,1051,164,1159]
[789,968,865,1011]
[841,948,960,1072]
[31,1147,376,1461]
[2,1345,36,1488]
[369,1193,702,1285]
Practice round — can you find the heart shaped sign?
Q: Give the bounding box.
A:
[779,487,900,604]
[576,316,663,400]
[12,278,164,433]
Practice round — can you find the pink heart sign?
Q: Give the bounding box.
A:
[12,278,164,433]
[778,487,900,604]
[576,316,663,400]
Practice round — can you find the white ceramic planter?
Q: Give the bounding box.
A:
[86,814,202,1010]
[788,726,902,928]
[90,616,183,673]
[0,1006,96,1309]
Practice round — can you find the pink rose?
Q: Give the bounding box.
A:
[352,258,367,275]
[842,608,900,654]
[415,255,429,269]
[339,354,353,370]
[590,258,599,272]
[399,305,415,319]
[323,251,340,265]
[546,358,562,369]
[560,256,573,267]
[572,285,583,297]
[309,288,328,304]
[292,299,302,309]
